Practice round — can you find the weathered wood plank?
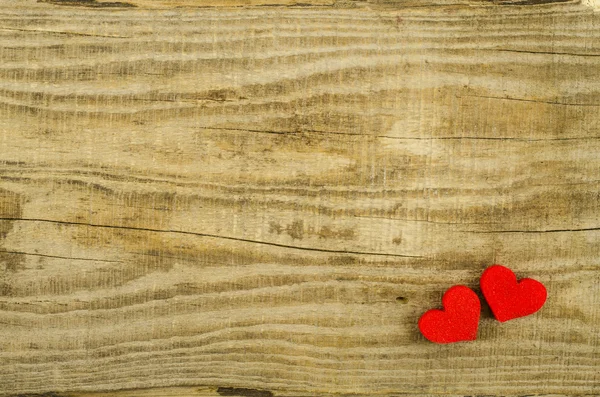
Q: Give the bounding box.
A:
[31,387,597,397]
[0,1,599,396]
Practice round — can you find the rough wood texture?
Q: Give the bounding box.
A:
[1,0,600,396]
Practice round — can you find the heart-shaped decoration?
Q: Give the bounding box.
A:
[480,264,547,322]
[418,285,480,344]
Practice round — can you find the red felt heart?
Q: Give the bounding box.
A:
[480,264,547,322]
[418,285,480,344]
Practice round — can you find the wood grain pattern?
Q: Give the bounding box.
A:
[1,0,600,396]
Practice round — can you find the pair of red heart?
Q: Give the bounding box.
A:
[418,265,547,344]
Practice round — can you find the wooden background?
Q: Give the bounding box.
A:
[1,0,599,396]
